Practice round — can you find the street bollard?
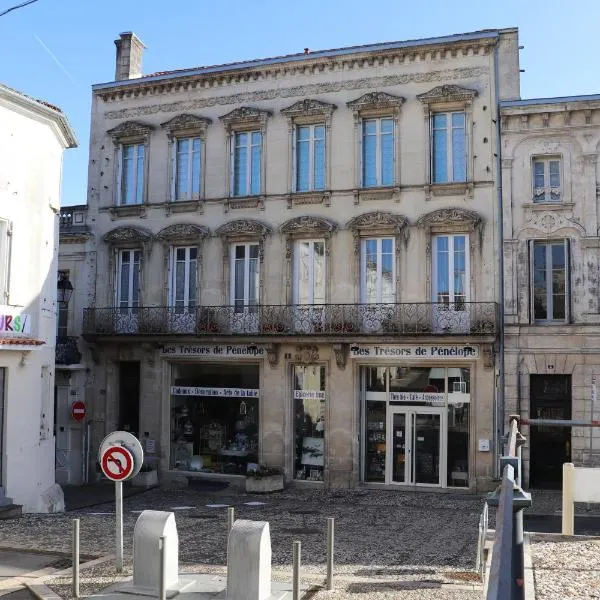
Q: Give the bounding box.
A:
[72,518,80,598]
[158,536,167,600]
[293,540,301,600]
[227,507,235,534]
[326,517,334,590]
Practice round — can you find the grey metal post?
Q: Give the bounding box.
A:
[227,507,235,534]
[326,517,334,590]
[512,441,524,600]
[116,480,123,572]
[72,518,80,598]
[292,540,301,600]
[159,536,167,600]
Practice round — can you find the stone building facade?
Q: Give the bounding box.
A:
[77,29,520,491]
[501,94,600,488]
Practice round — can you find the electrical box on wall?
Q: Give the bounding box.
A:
[478,439,490,452]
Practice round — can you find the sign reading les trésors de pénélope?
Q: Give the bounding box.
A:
[349,344,480,359]
[161,344,264,357]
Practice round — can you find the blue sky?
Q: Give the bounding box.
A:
[0,0,598,207]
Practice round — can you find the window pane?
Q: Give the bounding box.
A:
[121,145,135,205]
[381,124,394,186]
[380,118,394,134]
[362,121,376,187]
[191,138,201,196]
[249,257,259,305]
[381,251,394,303]
[313,241,325,303]
[534,161,545,189]
[296,133,310,192]
[234,255,244,307]
[549,160,560,188]
[452,118,466,182]
[119,256,129,306]
[131,257,139,306]
[432,122,447,183]
[176,139,189,198]
[249,244,259,259]
[364,239,377,302]
[250,138,261,195]
[297,241,310,304]
[189,255,197,308]
[453,236,466,297]
[533,244,547,320]
[136,145,144,204]
[435,237,449,303]
[234,136,247,196]
[314,137,325,190]
[297,126,309,141]
[175,259,185,306]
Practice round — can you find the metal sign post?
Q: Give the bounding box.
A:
[116,480,123,572]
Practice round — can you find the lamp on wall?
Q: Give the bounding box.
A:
[57,273,74,306]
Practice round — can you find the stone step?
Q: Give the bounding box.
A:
[0,504,22,519]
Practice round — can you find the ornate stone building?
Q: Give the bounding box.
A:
[501,94,600,488]
[76,29,520,491]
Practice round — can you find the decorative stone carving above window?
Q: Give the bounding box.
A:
[280,99,336,121]
[346,92,405,116]
[106,120,153,143]
[417,208,484,249]
[346,211,409,254]
[160,114,211,138]
[156,223,210,244]
[103,225,153,245]
[417,85,478,109]
[280,216,338,236]
[215,219,272,239]
[219,106,271,131]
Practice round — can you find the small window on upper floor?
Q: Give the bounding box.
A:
[533,157,561,203]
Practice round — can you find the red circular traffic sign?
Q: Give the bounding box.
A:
[71,401,86,422]
[101,446,134,481]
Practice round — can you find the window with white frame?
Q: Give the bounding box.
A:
[362,118,394,188]
[531,240,569,322]
[233,131,262,196]
[293,240,325,304]
[432,235,469,307]
[174,138,202,201]
[361,238,395,303]
[533,157,561,202]
[231,243,259,311]
[119,143,145,205]
[0,219,10,303]
[57,269,69,338]
[295,124,325,192]
[431,112,466,184]
[170,247,197,309]
[117,249,140,309]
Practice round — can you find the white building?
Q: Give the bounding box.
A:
[0,84,77,512]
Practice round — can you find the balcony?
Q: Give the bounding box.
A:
[55,337,82,365]
[83,303,498,339]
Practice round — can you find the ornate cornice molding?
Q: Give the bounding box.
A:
[156,223,210,242]
[280,98,337,119]
[346,91,405,113]
[280,215,338,235]
[219,106,271,130]
[417,84,478,106]
[520,211,585,237]
[215,219,272,238]
[417,208,483,231]
[106,120,153,142]
[102,67,489,119]
[160,113,212,137]
[103,226,153,245]
[346,211,408,232]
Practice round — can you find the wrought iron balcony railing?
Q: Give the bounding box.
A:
[55,336,82,365]
[83,303,497,338]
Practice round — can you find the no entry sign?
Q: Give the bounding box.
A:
[71,401,86,422]
[101,445,134,481]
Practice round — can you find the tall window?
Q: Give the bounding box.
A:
[432,235,469,306]
[175,138,202,201]
[170,247,197,309]
[117,249,140,309]
[233,131,261,196]
[533,157,561,202]
[431,112,466,183]
[361,238,395,303]
[531,240,569,322]
[57,270,69,339]
[295,124,325,192]
[362,118,394,187]
[231,243,259,311]
[293,240,325,304]
[120,143,145,205]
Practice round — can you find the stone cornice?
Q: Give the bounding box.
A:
[106,120,153,142]
[160,113,212,137]
[417,84,478,105]
[280,99,337,119]
[95,36,496,102]
[347,91,405,112]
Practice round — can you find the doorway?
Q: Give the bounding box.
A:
[529,374,571,489]
[118,362,140,437]
[388,407,442,486]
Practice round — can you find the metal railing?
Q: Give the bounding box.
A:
[486,416,532,600]
[55,336,82,365]
[82,302,498,337]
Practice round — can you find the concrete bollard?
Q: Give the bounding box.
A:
[133,510,178,593]
[227,520,271,600]
[562,462,575,535]
[227,507,235,535]
[326,517,334,590]
[72,518,80,598]
[292,541,301,600]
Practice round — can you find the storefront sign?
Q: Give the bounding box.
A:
[349,344,479,359]
[161,344,264,357]
[390,392,445,405]
[171,386,259,398]
[0,311,31,334]
[294,390,326,400]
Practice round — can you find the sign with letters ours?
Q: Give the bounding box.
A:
[161,344,264,358]
[349,344,479,359]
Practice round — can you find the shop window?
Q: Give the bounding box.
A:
[364,367,387,482]
[447,368,470,487]
[293,365,326,481]
[389,366,447,405]
[170,363,259,474]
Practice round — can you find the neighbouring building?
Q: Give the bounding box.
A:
[78,29,521,492]
[0,84,77,512]
[501,94,600,488]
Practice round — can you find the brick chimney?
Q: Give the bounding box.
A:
[114,32,145,81]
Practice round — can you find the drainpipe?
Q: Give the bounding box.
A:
[493,40,506,479]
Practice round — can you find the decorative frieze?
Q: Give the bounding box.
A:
[280,99,336,119]
[280,216,337,235]
[215,219,272,238]
[106,120,153,142]
[103,225,153,245]
[160,113,211,137]
[156,223,210,243]
[219,106,271,130]
[346,91,405,113]
[417,84,477,106]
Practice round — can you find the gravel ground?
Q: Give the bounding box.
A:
[529,534,600,599]
[0,486,485,600]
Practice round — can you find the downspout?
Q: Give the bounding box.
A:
[493,40,506,479]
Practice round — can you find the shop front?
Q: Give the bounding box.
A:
[353,344,481,489]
